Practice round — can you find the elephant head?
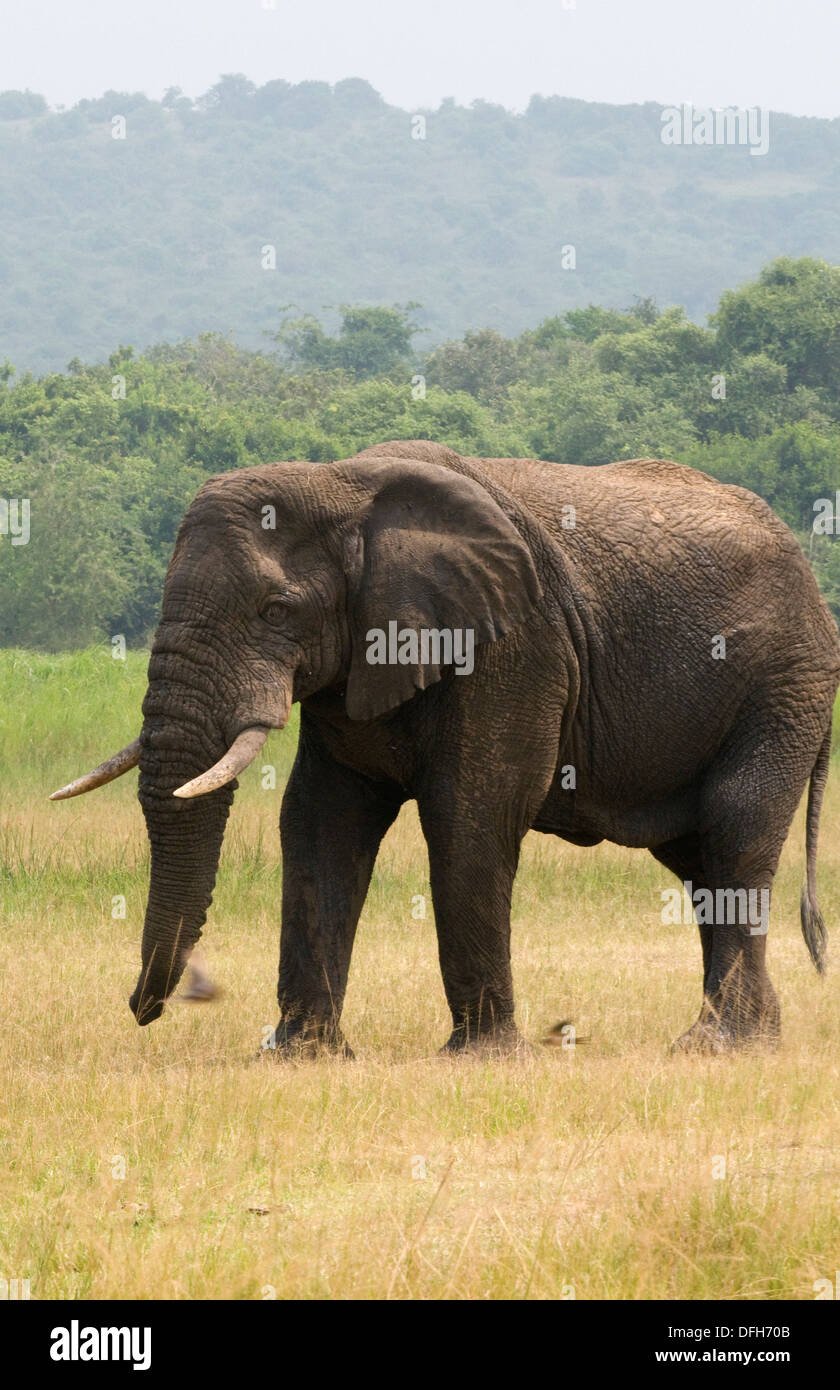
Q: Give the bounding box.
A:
[51,447,540,1024]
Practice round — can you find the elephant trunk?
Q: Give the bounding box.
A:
[132,789,235,1028]
[129,628,293,1024]
[129,787,233,1024]
[131,652,237,1025]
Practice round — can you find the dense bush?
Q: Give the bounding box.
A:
[3,260,840,647]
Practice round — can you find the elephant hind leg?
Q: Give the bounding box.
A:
[654,706,830,1052]
[652,833,781,1053]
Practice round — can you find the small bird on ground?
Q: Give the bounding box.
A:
[178,956,222,1002]
[541,1019,591,1047]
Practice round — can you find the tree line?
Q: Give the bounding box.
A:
[2,256,840,648]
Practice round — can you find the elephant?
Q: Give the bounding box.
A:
[51,439,840,1054]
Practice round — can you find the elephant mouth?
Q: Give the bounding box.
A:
[172,678,294,798]
[49,725,274,802]
[50,680,293,803]
[171,725,271,798]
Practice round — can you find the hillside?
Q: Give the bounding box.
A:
[3,77,840,372]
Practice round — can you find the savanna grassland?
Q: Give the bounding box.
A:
[1,648,839,1300]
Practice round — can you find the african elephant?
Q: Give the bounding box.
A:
[52,440,840,1054]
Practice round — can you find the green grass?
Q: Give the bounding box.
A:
[1,649,839,1299]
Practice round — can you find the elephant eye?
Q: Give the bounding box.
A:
[261,597,293,626]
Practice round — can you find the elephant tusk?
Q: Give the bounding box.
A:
[49,738,142,800]
[172,727,270,799]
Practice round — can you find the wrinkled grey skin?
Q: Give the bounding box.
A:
[124,439,839,1054]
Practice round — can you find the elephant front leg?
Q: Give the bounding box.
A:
[420,814,524,1052]
[273,730,401,1057]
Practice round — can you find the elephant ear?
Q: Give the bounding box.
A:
[343,459,541,721]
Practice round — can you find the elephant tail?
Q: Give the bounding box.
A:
[800,725,832,974]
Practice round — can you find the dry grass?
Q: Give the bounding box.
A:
[1,650,839,1299]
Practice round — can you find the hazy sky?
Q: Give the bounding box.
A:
[2,0,838,118]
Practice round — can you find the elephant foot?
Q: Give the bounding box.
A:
[264,1039,355,1062]
[439,1023,528,1057]
[672,1013,780,1056]
[671,1021,736,1054]
[259,1019,355,1061]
